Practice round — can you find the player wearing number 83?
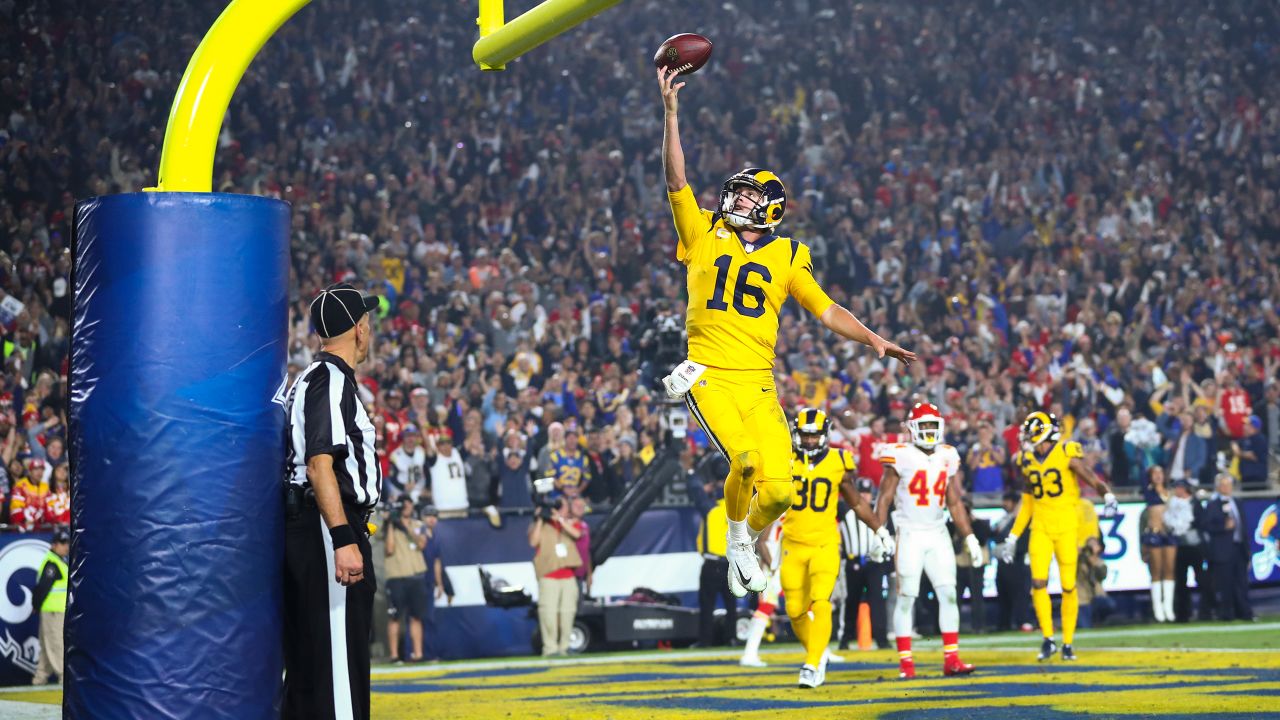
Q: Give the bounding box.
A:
[656,66,916,601]
[1002,411,1116,662]
[782,408,891,688]
[875,403,980,679]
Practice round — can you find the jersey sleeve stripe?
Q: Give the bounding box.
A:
[790,239,800,264]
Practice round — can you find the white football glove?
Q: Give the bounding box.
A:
[1103,492,1118,517]
[965,534,984,566]
[998,534,1018,564]
[875,526,895,559]
[661,360,706,400]
[868,543,887,563]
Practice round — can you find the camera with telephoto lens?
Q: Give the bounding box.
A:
[532,476,559,520]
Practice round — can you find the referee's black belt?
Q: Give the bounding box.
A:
[286,485,373,532]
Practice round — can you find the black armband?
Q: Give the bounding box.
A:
[329,524,358,549]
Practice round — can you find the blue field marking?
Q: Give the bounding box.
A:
[1172,667,1280,681]
[882,710,1280,720]
[926,679,1222,699]
[1159,715,1280,719]
[878,708,1088,720]
[1209,689,1280,697]
[927,664,1132,677]
[604,696,889,712]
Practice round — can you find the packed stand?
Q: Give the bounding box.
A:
[2,0,1279,530]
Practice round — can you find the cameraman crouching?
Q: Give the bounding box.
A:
[529,496,582,656]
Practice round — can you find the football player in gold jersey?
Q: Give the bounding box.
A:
[1000,411,1116,662]
[784,408,892,688]
[656,66,915,599]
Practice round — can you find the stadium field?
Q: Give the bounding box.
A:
[2,620,1278,719]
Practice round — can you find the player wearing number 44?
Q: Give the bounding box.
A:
[655,66,916,604]
[875,403,981,679]
[999,411,1116,663]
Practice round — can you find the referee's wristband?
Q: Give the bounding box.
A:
[329,524,358,549]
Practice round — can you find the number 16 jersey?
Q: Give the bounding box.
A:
[879,443,962,531]
[783,448,856,547]
[669,184,834,370]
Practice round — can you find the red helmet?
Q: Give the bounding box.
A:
[907,403,945,449]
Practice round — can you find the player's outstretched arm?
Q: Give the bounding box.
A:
[875,466,900,529]
[1070,456,1117,513]
[658,67,687,192]
[840,474,880,531]
[945,472,974,538]
[819,304,916,366]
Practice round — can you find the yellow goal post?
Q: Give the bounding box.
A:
[154,0,624,192]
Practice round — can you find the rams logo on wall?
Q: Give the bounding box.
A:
[0,537,49,682]
[1253,503,1279,582]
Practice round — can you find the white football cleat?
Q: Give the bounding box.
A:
[739,655,768,668]
[823,649,845,664]
[798,664,820,689]
[726,538,766,597]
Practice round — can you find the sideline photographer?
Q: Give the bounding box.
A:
[528,494,582,656]
[384,497,428,663]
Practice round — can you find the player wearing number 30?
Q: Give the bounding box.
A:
[656,66,916,601]
[875,403,980,680]
[1000,411,1116,663]
[784,409,891,688]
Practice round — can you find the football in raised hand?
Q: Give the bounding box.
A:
[653,33,712,76]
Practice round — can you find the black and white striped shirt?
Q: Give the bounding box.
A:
[840,508,877,561]
[284,352,381,509]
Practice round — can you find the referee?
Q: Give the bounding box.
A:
[283,282,383,720]
[838,478,889,650]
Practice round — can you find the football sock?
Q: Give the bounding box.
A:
[942,631,959,661]
[1032,586,1054,639]
[742,615,768,659]
[897,636,913,665]
[1061,587,1078,645]
[791,609,810,648]
[806,601,831,667]
[724,462,750,522]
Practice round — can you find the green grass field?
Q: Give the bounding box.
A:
[4,619,1278,719]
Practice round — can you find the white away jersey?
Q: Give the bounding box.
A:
[879,443,961,530]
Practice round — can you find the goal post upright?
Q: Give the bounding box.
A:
[473,0,624,71]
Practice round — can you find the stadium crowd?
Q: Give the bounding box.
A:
[1,0,1279,536]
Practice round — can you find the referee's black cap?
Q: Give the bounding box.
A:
[310,283,380,339]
